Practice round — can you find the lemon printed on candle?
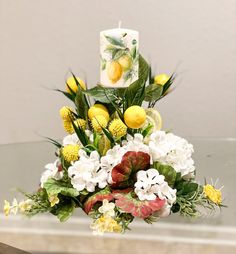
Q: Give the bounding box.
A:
[118,54,132,71]
[100,32,139,87]
[107,61,123,83]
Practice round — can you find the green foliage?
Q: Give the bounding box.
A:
[153,162,177,187]
[105,35,125,48]
[52,200,76,222]
[144,84,163,102]
[20,189,51,216]
[43,178,79,198]
[71,119,89,147]
[83,85,117,103]
[123,55,149,109]
[71,74,89,119]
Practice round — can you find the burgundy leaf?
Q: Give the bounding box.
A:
[111,151,150,187]
[113,190,166,219]
[84,188,113,214]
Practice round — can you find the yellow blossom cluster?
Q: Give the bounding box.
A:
[90,215,122,234]
[109,118,127,138]
[62,144,80,162]
[203,184,222,205]
[4,198,33,216]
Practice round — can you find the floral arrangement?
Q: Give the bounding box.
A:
[4,55,225,235]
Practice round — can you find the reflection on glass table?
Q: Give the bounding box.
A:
[0,139,236,254]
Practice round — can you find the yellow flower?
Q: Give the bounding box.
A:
[63,120,74,134]
[4,200,11,216]
[88,104,109,122]
[109,119,127,138]
[62,144,80,162]
[48,195,60,207]
[124,105,146,129]
[154,74,170,86]
[59,106,74,121]
[203,184,222,205]
[91,115,108,133]
[66,76,86,94]
[90,215,122,235]
[74,119,86,130]
[18,199,33,213]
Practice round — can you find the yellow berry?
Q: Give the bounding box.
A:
[154,74,170,86]
[60,106,74,121]
[88,104,109,122]
[124,106,146,129]
[91,115,108,133]
[62,144,80,162]
[63,120,74,134]
[66,76,86,94]
[74,119,86,130]
[107,61,123,83]
[109,119,127,138]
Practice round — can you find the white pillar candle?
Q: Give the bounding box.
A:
[100,25,139,88]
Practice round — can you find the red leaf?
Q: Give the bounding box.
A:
[84,188,113,214]
[113,190,166,219]
[111,151,150,187]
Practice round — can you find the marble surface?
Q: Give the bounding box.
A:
[0,139,236,253]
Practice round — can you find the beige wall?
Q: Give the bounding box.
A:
[0,0,236,144]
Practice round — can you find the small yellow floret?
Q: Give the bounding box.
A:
[90,215,122,234]
[4,200,11,216]
[109,119,127,139]
[124,105,146,129]
[91,115,108,133]
[62,144,80,162]
[74,119,86,130]
[63,120,74,134]
[66,76,86,94]
[49,195,60,207]
[60,106,74,121]
[203,184,222,205]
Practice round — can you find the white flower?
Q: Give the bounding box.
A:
[123,134,150,156]
[134,168,176,205]
[62,133,79,146]
[40,159,63,188]
[100,145,127,184]
[98,199,115,217]
[149,131,195,178]
[68,150,108,192]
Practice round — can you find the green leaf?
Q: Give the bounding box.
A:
[130,46,137,59]
[71,74,89,119]
[124,54,149,108]
[105,35,125,47]
[55,89,75,102]
[56,200,76,222]
[144,84,163,102]
[153,162,177,187]
[44,178,79,198]
[83,85,117,103]
[178,182,199,195]
[113,49,126,60]
[162,74,175,95]
[71,120,89,147]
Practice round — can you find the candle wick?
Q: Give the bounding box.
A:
[118,21,122,29]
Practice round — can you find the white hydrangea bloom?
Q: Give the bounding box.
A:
[149,131,195,178]
[62,133,79,146]
[40,159,63,188]
[134,168,176,205]
[100,145,127,184]
[98,199,115,217]
[68,150,108,192]
[123,133,150,155]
